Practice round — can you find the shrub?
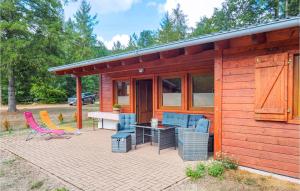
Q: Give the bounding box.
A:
[186,163,206,180]
[113,104,121,109]
[208,162,224,177]
[73,112,77,122]
[216,153,238,170]
[58,113,64,123]
[30,83,67,104]
[244,177,257,186]
[2,119,10,131]
[54,188,69,191]
[30,180,44,189]
[25,122,30,129]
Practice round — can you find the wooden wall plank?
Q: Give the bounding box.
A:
[221,28,299,178]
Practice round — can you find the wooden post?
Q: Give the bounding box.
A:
[76,76,82,129]
[214,41,227,158]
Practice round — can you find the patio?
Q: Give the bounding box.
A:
[0,129,198,191]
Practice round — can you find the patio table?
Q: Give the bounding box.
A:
[131,123,176,154]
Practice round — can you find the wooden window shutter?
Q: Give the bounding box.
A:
[255,53,288,121]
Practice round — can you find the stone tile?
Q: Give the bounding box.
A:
[1,129,197,191]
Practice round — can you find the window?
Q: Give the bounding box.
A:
[115,80,130,105]
[159,77,182,108]
[293,54,300,119]
[190,74,214,110]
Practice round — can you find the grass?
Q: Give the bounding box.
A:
[30,180,44,190]
[0,103,98,132]
[225,169,300,191]
[207,162,225,178]
[186,154,238,180]
[0,170,5,177]
[186,163,206,180]
[2,159,16,165]
[53,188,69,191]
[216,154,238,170]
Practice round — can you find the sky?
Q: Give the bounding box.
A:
[64,0,224,49]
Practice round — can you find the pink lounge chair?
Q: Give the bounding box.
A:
[24,112,65,141]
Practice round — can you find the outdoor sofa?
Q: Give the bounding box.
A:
[159,112,204,146]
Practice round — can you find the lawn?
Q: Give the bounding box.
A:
[0,103,98,132]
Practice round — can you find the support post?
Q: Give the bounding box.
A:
[76,76,82,129]
[214,41,226,158]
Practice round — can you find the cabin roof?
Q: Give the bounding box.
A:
[48,17,300,74]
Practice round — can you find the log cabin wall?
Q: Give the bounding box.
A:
[99,26,299,179]
[220,27,300,178]
[100,49,215,132]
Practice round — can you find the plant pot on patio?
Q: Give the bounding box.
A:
[112,104,121,114]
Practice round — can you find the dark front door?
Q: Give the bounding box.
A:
[136,79,153,123]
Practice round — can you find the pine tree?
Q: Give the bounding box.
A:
[0,0,29,111]
[137,30,157,48]
[73,0,98,60]
[158,4,188,43]
[158,12,176,43]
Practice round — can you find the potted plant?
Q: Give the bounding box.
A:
[112,104,121,113]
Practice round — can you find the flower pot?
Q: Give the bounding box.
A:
[112,108,120,114]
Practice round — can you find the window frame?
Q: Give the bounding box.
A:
[113,79,131,107]
[158,75,184,110]
[288,51,300,124]
[188,72,214,112]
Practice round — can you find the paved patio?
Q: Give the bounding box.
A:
[0,129,197,191]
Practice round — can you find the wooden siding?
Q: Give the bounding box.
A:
[221,27,300,178]
[100,51,215,133]
[98,27,299,179]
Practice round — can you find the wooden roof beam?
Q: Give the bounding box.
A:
[140,53,160,62]
[185,45,204,55]
[121,57,140,65]
[160,48,185,59]
[252,32,267,45]
[215,40,230,50]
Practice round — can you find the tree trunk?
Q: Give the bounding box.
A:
[8,69,17,112]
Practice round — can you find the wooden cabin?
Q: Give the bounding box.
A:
[49,17,300,180]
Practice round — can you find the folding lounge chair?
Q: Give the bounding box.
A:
[39,110,80,135]
[24,112,66,141]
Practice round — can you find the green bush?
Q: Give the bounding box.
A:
[207,162,224,177]
[186,163,206,180]
[30,180,44,189]
[216,153,238,170]
[54,188,69,191]
[30,83,67,103]
[58,113,64,123]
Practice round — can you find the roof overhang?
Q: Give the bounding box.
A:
[49,17,300,74]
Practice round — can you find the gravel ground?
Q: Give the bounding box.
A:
[167,169,300,191]
[0,149,77,191]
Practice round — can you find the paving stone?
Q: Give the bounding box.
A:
[1,129,197,191]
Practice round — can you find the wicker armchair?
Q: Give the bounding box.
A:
[178,118,210,161]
